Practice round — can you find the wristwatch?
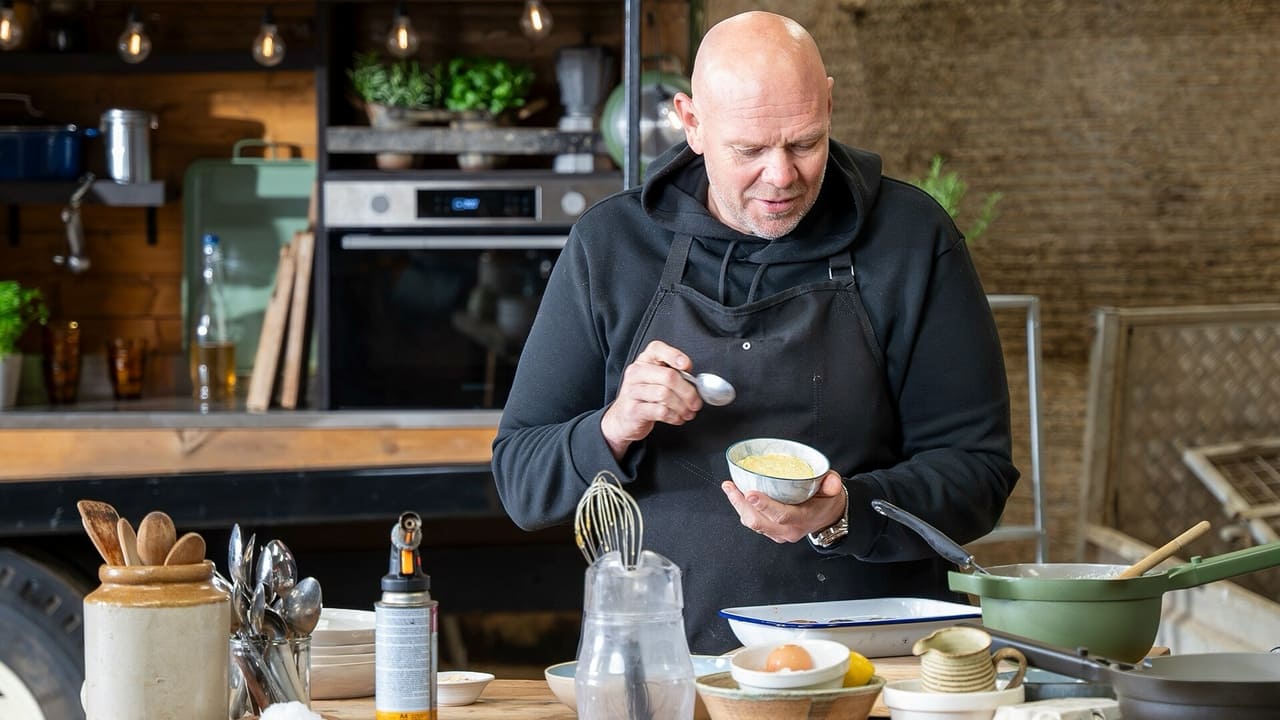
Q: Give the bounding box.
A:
[808,486,850,548]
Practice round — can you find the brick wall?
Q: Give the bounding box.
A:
[706,0,1280,560]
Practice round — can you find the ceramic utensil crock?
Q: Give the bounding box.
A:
[83,560,230,719]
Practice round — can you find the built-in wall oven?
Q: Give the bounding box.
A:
[319,172,623,411]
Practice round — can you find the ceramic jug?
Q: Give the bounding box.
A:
[912,625,1027,694]
[83,560,230,719]
[576,550,695,719]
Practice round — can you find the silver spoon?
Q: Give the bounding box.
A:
[281,576,323,637]
[678,369,736,406]
[228,523,245,585]
[255,539,299,599]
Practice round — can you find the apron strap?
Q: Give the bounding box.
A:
[660,233,696,288]
[828,251,855,281]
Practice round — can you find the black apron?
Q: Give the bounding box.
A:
[624,233,948,653]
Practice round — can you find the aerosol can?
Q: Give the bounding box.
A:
[375,511,438,720]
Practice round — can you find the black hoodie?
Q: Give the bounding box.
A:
[492,141,1018,653]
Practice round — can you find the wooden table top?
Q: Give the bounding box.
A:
[312,656,922,719]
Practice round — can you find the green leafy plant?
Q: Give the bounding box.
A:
[442,56,535,117]
[911,155,1003,243]
[348,52,441,108]
[0,281,48,357]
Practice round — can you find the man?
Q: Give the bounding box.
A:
[492,11,1018,653]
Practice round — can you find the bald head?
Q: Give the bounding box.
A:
[691,11,829,106]
[672,11,834,238]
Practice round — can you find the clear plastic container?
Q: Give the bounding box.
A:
[575,550,695,719]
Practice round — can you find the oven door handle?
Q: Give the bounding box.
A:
[339,234,569,250]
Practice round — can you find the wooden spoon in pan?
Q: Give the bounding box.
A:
[1116,520,1212,579]
[76,500,125,566]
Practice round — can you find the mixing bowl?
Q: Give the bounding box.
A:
[726,438,829,504]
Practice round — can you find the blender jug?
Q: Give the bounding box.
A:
[576,550,695,720]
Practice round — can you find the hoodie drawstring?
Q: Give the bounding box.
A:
[717,240,738,305]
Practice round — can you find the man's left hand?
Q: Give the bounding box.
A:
[720,471,846,543]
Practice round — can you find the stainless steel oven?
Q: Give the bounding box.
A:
[318,171,622,411]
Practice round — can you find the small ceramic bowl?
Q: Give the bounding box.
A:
[696,671,885,720]
[437,670,495,706]
[881,678,1025,720]
[726,438,830,504]
[545,655,733,719]
[729,639,850,692]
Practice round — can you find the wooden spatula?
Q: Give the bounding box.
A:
[136,511,177,566]
[164,532,207,566]
[77,500,125,566]
[1116,520,1212,579]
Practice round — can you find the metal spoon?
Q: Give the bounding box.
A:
[678,369,736,406]
[281,576,323,637]
[228,523,245,585]
[255,539,298,599]
[871,499,991,574]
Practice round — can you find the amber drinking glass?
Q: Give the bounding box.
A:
[42,320,82,404]
[106,337,148,400]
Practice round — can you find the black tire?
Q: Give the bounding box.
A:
[0,548,88,720]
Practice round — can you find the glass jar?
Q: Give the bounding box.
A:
[575,550,695,719]
[83,560,230,720]
[229,635,311,719]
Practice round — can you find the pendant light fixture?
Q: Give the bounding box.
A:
[116,5,151,64]
[252,5,285,67]
[385,1,419,58]
[0,0,24,51]
[519,0,553,41]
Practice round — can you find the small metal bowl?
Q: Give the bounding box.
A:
[726,438,830,505]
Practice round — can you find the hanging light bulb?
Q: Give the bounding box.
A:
[519,0,553,41]
[252,6,285,67]
[0,0,24,51]
[116,6,151,64]
[385,1,419,58]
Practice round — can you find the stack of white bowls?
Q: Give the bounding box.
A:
[310,608,376,700]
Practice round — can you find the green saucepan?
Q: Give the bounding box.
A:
[948,541,1280,662]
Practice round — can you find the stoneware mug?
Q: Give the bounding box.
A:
[912,625,1027,694]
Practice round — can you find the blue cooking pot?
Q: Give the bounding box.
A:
[0,124,98,181]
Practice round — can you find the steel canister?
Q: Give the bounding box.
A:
[99,108,158,183]
[82,560,229,720]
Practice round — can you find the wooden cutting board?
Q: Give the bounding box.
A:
[246,241,296,412]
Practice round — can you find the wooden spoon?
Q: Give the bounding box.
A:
[136,511,177,566]
[76,500,125,566]
[117,517,142,566]
[1116,520,1212,579]
[164,532,207,566]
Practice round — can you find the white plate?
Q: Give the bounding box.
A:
[310,660,374,700]
[311,652,374,666]
[312,608,375,646]
[719,597,981,658]
[312,641,376,656]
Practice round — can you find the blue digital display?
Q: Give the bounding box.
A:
[451,196,481,212]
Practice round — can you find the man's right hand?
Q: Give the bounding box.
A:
[600,340,704,459]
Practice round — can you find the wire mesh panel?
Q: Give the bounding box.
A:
[1183,438,1280,546]
[1081,304,1280,599]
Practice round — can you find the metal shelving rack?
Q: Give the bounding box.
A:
[972,294,1048,562]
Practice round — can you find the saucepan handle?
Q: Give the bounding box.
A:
[965,622,1119,685]
[870,499,978,571]
[1162,540,1280,592]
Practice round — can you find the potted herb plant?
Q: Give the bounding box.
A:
[441,56,535,170]
[911,155,1003,243]
[348,51,442,169]
[0,280,48,410]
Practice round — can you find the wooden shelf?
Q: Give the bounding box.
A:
[0,49,320,75]
[326,126,608,156]
[0,180,166,207]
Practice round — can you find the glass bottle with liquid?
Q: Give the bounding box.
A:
[190,234,236,407]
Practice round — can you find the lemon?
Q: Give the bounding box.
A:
[842,650,875,687]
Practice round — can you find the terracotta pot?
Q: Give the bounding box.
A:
[365,103,416,170]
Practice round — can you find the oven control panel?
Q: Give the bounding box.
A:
[324,172,623,228]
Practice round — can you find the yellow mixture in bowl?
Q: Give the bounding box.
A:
[738,453,815,479]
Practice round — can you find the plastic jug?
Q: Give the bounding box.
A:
[575,550,695,720]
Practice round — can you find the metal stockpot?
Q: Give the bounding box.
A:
[99,108,158,183]
[949,541,1280,662]
[979,624,1280,720]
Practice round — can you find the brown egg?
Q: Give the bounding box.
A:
[764,643,814,672]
